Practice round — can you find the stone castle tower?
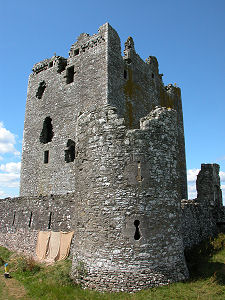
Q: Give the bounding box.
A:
[20,23,187,200]
[18,23,190,290]
[0,22,223,292]
[15,22,192,290]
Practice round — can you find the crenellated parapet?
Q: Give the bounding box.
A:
[69,32,106,58]
[32,55,67,74]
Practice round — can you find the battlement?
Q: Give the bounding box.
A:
[20,23,187,199]
[32,55,67,74]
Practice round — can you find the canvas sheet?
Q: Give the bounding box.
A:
[36,231,74,262]
[46,231,61,262]
[36,231,51,261]
[57,231,74,261]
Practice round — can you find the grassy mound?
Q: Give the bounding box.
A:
[0,234,225,299]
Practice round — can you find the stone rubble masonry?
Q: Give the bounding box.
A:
[19,22,187,201]
[182,163,225,249]
[71,105,188,291]
[0,23,224,292]
[0,195,76,257]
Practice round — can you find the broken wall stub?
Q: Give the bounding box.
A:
[181,164,224,249]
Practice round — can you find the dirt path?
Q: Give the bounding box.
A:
[0,275,29,300]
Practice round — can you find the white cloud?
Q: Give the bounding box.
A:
[0,172,20,188]
[187,169,199,200]
[0,162,21,191]
[187,168,200,183]
[221,185,225,195]
[219,171,225,182]
[188,185,197,200]
[0,122,20,156]
[0,162,21,174]
[0,190,5,197]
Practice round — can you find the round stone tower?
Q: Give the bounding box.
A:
[71,105,188,292]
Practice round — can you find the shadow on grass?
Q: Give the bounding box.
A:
[185,233,225,285]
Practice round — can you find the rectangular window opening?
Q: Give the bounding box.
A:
[44,150,49,164]
[66,66,74,84]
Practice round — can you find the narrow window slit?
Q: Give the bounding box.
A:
[12,212,16,226]
[124,69,127,79]
[137,161,143,182]
[48,212,52,229]
[28,212,33,227]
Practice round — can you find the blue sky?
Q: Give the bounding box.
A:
[0,0,224,202]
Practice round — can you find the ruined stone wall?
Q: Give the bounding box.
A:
[0,195,75,256]
[71,105,188,292]
[181,164,224,249]
[181,200,217,249]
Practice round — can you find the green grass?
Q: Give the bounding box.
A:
[0,234,225,300]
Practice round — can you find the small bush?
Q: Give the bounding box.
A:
[185,233,225,262]
[15,256,41,275]
[185,233,225,278]
[211,233,225,251]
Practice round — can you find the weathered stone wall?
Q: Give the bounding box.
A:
[0,195,75,256]
[181,164,224,249]
[71,105,188,291]
[20,23,110,197]
[181,200,217,249]
[0,161,224,291]
[20,23,187,200]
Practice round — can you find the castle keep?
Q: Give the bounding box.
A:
[0,23,224,292]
